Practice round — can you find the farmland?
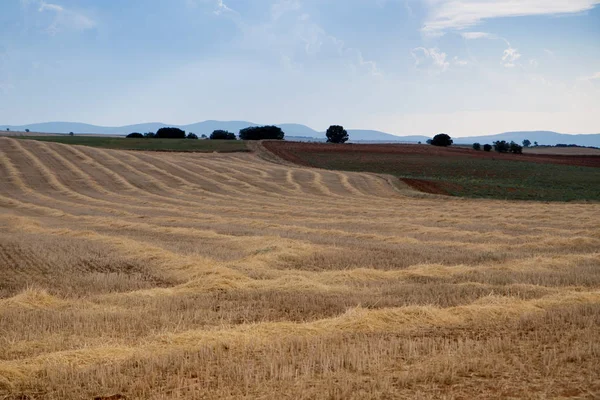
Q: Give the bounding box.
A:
[1,137,599,399]
[263,141,600,201]
[11,135,249,153]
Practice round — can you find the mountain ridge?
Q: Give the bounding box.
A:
[2,121,599,146]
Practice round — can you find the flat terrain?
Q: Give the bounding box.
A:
[11,135,248,153]
[1,138,599,399]
[524,146,600,155]
[263,141,600,201]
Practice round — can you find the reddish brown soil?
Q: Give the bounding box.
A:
[400,178,451,195]
[263,141,600,168]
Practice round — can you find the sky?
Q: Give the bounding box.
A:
[0,0,599,137]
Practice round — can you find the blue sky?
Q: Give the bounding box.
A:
[0,0,599,136]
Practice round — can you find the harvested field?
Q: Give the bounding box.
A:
[1,137,599,399]
[263,141,600,201]
[12,136,249,153]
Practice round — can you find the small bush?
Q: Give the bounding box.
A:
[239,126,284,140]
[126,132,144,138]
[210,130,237,140]
[483,144,492,152]
[472,143,481,150]
[430,133,453,147]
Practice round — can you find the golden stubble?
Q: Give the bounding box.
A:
[0,137,599,399]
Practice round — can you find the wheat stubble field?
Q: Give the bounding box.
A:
[0,137,599,399]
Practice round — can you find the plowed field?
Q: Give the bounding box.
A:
[263,141,600,201]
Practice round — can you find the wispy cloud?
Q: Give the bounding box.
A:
[502,46,521,68]
[423,0,600,34]
[411,47,449,73]
[22,1,96,34]
[461,31,495,40]
[579,71,600,81]
[186,0,236,15]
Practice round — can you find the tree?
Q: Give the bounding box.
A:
[534,141,539,147]
[144,132,156,138]
[210,130,237,140]
[509,141,523,154]
[326,125,349,144]
[200,134,208,139]
[25,129,30,133]
[187,132,198,139]
[472,143,481,150]
[426,139,432,145]
[239,126,284,140]
[156,127,186,139]
[483,144,492,152]
[493,140,510,153]
[430,133,453,147]
[69,132,74,136]
[6,128,9,131]
[522,139,531,148]
[126,132,144,138]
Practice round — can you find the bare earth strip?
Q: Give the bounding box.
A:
[0,137,599,399]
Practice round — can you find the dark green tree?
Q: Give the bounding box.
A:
[126,132,144,138]
[472,143,481,150]
[187,132,198,139]
[25,129,30,133]
[144,132,156,138]
[430,133,453,147]
[522,139,531,147]
[210,130,237,140]
[239,126,284,140]
[326,125,349,144]
[483,144,492,152]
[69,132,74,136]
[509,141,523,154]
[493,140,510,153]
[156,127,185,139]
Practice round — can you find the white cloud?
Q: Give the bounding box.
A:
[461,31,494,39]
[502,46,521,67]
[412,47,449,72]
[423,0,600,34]
[186,0,236,15]
[271,0,301,20]
[22,1,96,34]
[453,56,468,66]
[579,72,600,81]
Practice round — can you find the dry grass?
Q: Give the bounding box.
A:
[0,137,599,399]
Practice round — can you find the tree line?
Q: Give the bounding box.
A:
[126,127,533,153]
[127,125,351,143]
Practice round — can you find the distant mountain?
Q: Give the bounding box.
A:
[2,122,599,147]
[454,131,600,147]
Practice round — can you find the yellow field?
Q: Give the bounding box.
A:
[1,137,599,399]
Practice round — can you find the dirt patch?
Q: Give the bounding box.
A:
[401,178,451,196]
